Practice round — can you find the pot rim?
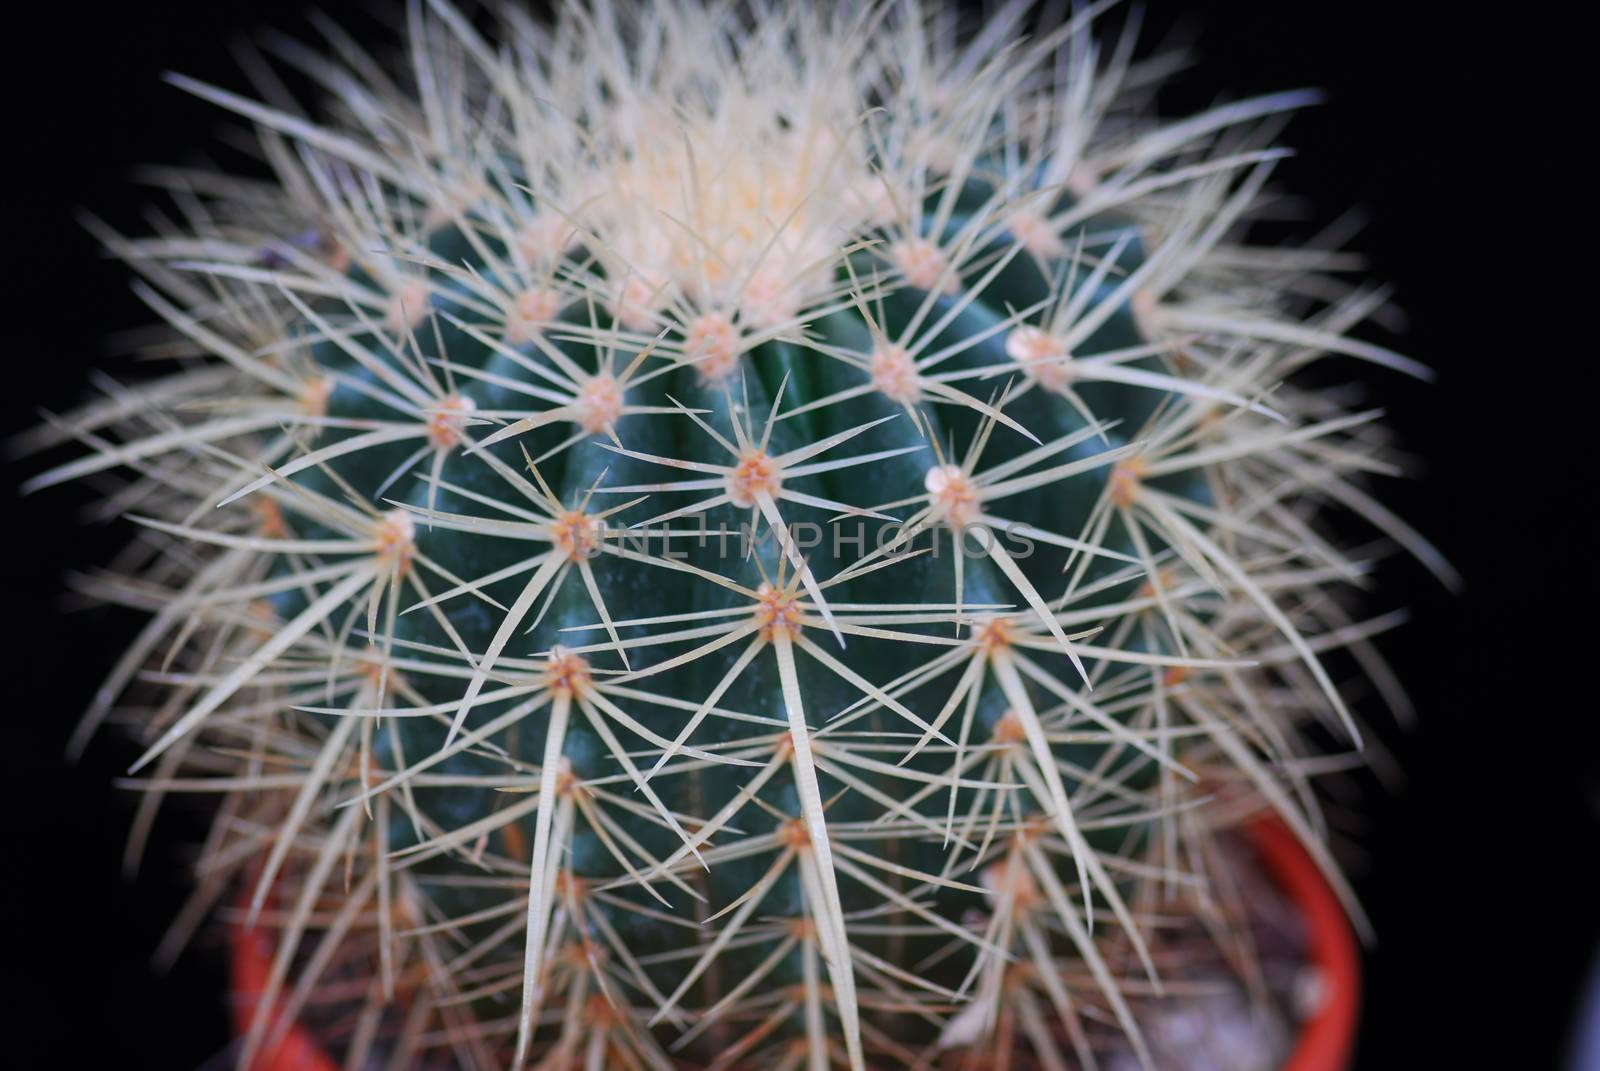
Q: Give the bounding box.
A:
[1246,815,1361,1071]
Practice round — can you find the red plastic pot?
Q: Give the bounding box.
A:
[229,815,1360,1070]
[1246,816,1362,1071]
[228,920,342,1071]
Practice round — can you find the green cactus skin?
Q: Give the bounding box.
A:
[299,198,1167,1056]
[24,3,1449,1069]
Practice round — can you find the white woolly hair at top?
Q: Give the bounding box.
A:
[19,1,1454,1070]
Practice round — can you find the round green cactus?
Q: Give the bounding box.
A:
[25,2,1450,1068]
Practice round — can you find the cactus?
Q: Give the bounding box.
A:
[23,2,1452,1068]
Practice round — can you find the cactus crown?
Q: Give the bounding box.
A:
[25,2,1450,1068]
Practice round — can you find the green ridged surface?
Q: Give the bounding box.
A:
[271,189,1192,1044]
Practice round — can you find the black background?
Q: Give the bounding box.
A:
[4,2,1590,1068]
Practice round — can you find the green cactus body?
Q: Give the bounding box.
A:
[25,3,1445,1069]
[275,175,1168,1039]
